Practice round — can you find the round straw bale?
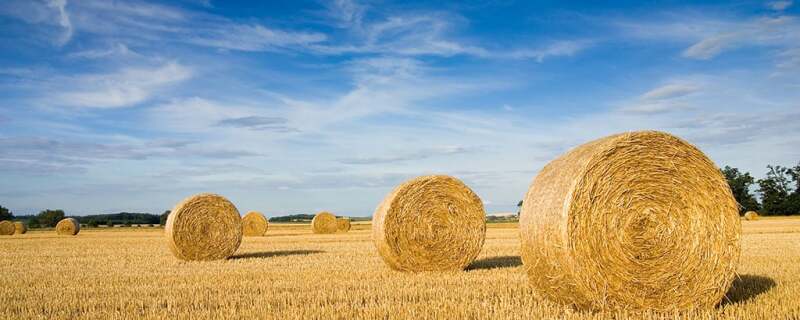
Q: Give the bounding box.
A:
[165,193,242,261]
[56,218,80,236]
[372,175,486,272]
[743,211,759,221]
[242,211,268,236]
[312,211,338,234]
[337,218,351,232]
[0,220,14,235]
[14,222,27,234]
[520,131,741,311]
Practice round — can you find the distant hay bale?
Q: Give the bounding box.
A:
[242,211,268,236]
[14,222,27,234]
[0,220,14,235]
[312,211,338,234]
[372,175,486,272]
[56,218,80,236]
[165,193,242,261]
[519,131,741,311]
[744,211,760,221]
[337,218,351,232]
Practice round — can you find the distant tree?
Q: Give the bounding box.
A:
[106,220,114,227]
[36,209,65,227]
[516,200,523,216]
[160,210,171,226]
[757,165,794,215]
[786,162,800,215]
[124,220,132,227]
[88,219,99,228]
[27,219,40,228]
[721,166,760,214]
[0,205,13,221]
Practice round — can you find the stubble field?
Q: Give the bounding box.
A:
[2,218,800,319]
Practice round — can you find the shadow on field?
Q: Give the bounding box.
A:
[229,250,324,260]
[467,255,522,271]
[720,274,776,306]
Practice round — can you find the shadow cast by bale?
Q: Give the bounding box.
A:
[467,255,522,271]
[720,274,776,306]
[229,250,324,260]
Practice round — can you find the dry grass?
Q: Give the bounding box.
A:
[1,219,799,319]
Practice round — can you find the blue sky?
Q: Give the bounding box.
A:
[1,0,799,217]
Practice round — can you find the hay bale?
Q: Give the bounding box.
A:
[744,211,760,221]
[242,211,268,236]
[56,218,80,236]
[0,220,14,235]
[337,218,351,232]
[165,193,242,261]
[14,222,27,234]
[372,175,486,272]
[312,211,338,234]
[520,131,741,311]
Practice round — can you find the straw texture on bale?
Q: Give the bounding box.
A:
[312,211,338,234]
[242,211,268,236]
[372,175,486,272]
[337,218,351,232]
[165,193,242,261]
[14,221,27,234]
[56,218,80,235]
[519,131,741,312]
[744,211,760,221]
[0,220,14,235]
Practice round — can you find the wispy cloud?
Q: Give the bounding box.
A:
[216,116,298,132]
[339,146,474,165]
[53,62,192,108]
[768,1,793,11]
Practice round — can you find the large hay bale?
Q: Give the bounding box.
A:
[372,175,486,272]
[14,222,27,234]
[56,218,80,236]
[520,131,741,311]
[744,211,760,221]
[312,211,338,234]
[0,220,14,235]
[242,211,268,236]
[165,193,242,261]
[336,218,351,232]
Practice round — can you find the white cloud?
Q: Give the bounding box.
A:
[641,83,700,101]
[505,40,592,62]
[768,1,793,11]
[186,24,327,51]
[54,62,192,108]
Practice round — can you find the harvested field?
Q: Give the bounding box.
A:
[1,219,799,319]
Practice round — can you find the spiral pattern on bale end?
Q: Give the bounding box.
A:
[520,131,741,312]
[56,218,80,236]
[242,211,268,236]
[372,175,486,272]
[0,220,14,235]
[14,222,27,234]
[165,193,242,261]
[337,218,351,232]
[312,211,338,234]
[744,211,760,221]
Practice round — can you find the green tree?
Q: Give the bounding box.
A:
[160,210,171,226]
[88,219,99,228]
[786,162,800,215]
[36,209,65,227]
[106,220,114,227]
[721,166,760,214]
[0,205,13,221]
[757,165,793,215]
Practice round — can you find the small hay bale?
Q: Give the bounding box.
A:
[337,218,351,232]
[520,131,741,311]
[0,220,14,235]
[165,193,242,261]
[14,222,27,234]
[242,211,269,236]
[744,211,760,221]
[372,175,486,272]
[56,218,80,236]
[312,211,338,234]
